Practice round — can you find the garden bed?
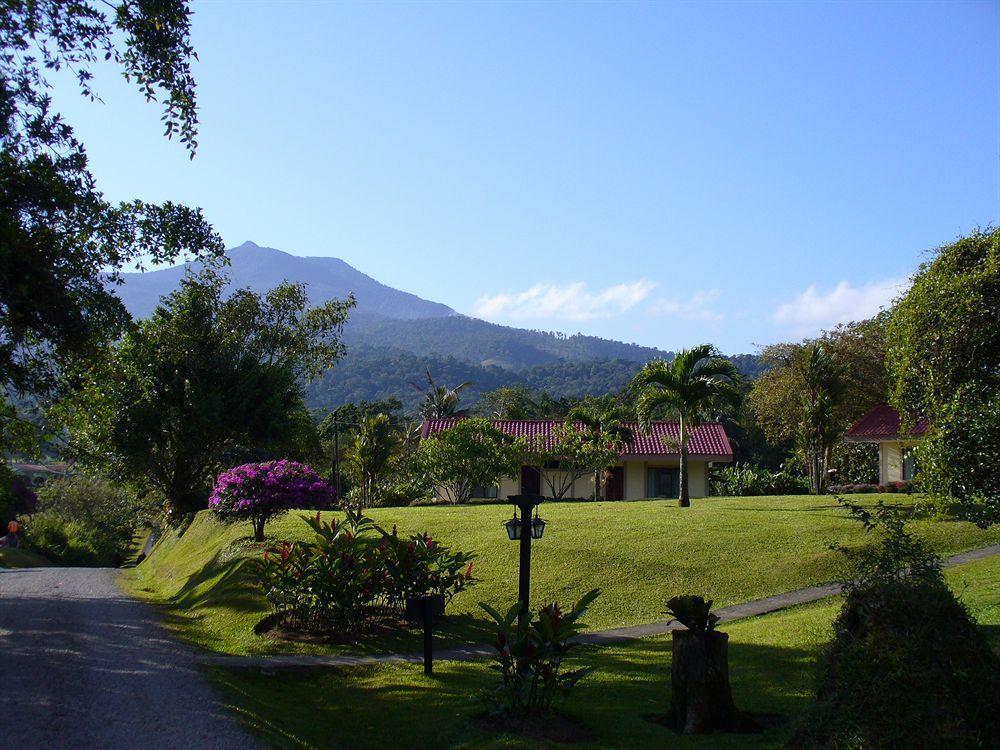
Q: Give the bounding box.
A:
[471,711,596,744]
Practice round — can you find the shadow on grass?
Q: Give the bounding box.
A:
[147,539,500,657]
[164,549,266,615]
[211,639,821,750]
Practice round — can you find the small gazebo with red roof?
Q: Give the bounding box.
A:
[845,404,928,485]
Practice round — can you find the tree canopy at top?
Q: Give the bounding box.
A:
[0,0,222,405]
[887,227,999,526]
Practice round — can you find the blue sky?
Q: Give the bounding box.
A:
[53,1,998,354]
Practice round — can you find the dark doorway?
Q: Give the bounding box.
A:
[646,467,679,498]
[604,466,624,501]
[520,466,541,495]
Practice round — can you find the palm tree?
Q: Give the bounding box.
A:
[344,413,401,512]
[567,406,633,501]
[794,343,844,494]
[632,345,742,507]
[411,370,472,419]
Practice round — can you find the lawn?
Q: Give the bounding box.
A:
[209,554,1000,750]
[120,494,1000,656]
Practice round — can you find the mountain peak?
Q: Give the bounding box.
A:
[232,240,284,254]
[114,241,456,321]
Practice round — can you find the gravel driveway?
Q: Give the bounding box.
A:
[0,567,264,750]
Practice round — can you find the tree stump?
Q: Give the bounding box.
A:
[669,629,739,734]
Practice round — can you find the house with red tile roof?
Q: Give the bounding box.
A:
[420,419,733,501]
[844,404,928,485]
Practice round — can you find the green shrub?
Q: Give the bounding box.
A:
[709,465,809,496]
[830,441,879,485]
[788,501,1000,749]
[32,475,145,566]
[24,512,70,560]
[377,526,476,610]
[828,480,917,495]
[371,472,434,507]
[0,465,37,522]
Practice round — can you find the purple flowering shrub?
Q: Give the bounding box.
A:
[209,460,334,541]
[253,509,477,635]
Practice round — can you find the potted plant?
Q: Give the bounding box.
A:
[665,595,740,734]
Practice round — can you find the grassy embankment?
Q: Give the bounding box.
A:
[211,554,999,750]
[0,547,53,568]
[120,494,999,657]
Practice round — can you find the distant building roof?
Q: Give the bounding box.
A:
[845,404,929,441]
[9,462,70,475]
[420,419,734,460]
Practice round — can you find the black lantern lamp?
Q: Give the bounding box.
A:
[530,507,546,539]
[504,512,522,540]
[503,506,547,540]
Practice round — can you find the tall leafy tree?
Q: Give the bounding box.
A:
[796,344,846,494]
[417,418,521,505]
[631,345,741,507]
[57,271,354,518]
[478,385,541,419]
[749,316,888,485]
[0,0,222,410]
[344,413,401,512]
[887,227,999,526]
[566,406,634,501]
[520,419,621,500]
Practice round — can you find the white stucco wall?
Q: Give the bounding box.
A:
[877,441,918,484]
[456,459,712,502]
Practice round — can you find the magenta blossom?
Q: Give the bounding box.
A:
[209,460,334,541]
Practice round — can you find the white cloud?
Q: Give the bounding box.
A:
[773,277,909,335]
[473,279,656,322]
[648,289,724,324]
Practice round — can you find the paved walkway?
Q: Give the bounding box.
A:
[0,567,264,750]
[200,543,1000,670]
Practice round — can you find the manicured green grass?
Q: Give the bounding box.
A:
[120,494,999,656]
[210,555,999,750]
[0,547,53,568]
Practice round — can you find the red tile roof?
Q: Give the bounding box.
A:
[845,404,929,440]
[420,419,733,460]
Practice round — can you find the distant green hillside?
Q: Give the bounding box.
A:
[343,311,673,370]
[306,345,766,413]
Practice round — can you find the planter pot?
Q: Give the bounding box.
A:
[404,593,445,623]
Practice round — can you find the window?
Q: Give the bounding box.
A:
[902,448,918,481]
[646,467,679,498]
[471,485,499,499]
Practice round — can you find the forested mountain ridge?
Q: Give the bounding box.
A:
[111,241,764,412]
[113,241,674,369]
[343,311,673,371]
[306,345,767,413]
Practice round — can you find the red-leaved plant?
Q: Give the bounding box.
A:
[253,510,477,635]
[480,588,600,718]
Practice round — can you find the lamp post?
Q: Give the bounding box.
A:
[503,494,547,625]
[330,408,362,504]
